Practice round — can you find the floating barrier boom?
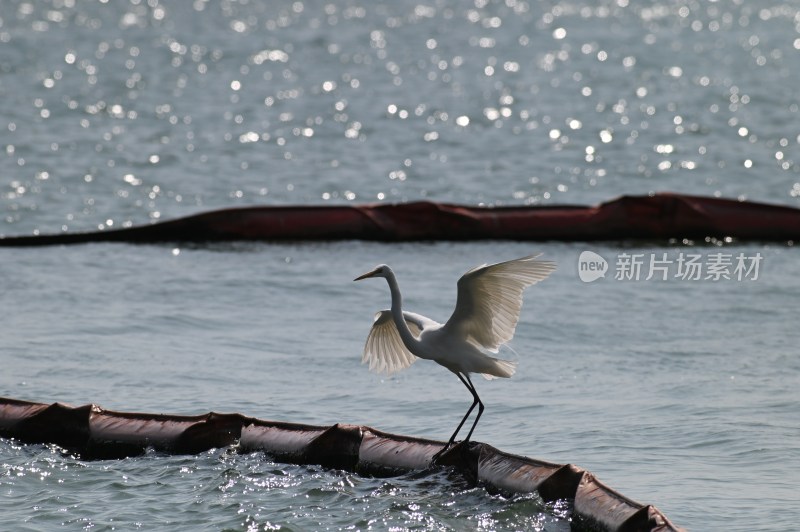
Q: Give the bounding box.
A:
[0,397,682,531]
[0,192,798,245]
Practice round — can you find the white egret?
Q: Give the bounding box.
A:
[354,254,556,461]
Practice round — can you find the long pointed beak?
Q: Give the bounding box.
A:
[354,268,379,281]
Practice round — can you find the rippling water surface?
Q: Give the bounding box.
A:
[2,1,799,530]
[2,442,570,531]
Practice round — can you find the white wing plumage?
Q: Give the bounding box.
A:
[443,254,556,352]
[362,311,439,376]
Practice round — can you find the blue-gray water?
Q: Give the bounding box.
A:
[1,1,798,530]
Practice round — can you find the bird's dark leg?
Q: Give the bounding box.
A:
[461,373,484,443]
[432,372,481,463]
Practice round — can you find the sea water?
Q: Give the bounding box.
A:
[1,1,799,530]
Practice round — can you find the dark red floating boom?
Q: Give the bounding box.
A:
[0,397,682,531]
[1,193,798,245]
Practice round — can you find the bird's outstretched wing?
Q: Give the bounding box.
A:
[443,254,556,352]
[362,311,439,376]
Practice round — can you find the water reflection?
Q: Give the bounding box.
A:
[4,1,800,235]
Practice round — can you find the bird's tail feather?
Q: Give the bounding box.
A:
[481,358,517,380]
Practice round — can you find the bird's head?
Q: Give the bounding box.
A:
[354,264,392,281]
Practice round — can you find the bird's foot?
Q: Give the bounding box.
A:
[431,439,471,465]
[430,444,451,465]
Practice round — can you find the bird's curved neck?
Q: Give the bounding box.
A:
[385,270,419,350]
[385,270,403,313]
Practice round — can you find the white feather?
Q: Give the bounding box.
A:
[362,310,440,376]
[443,254,556,352]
